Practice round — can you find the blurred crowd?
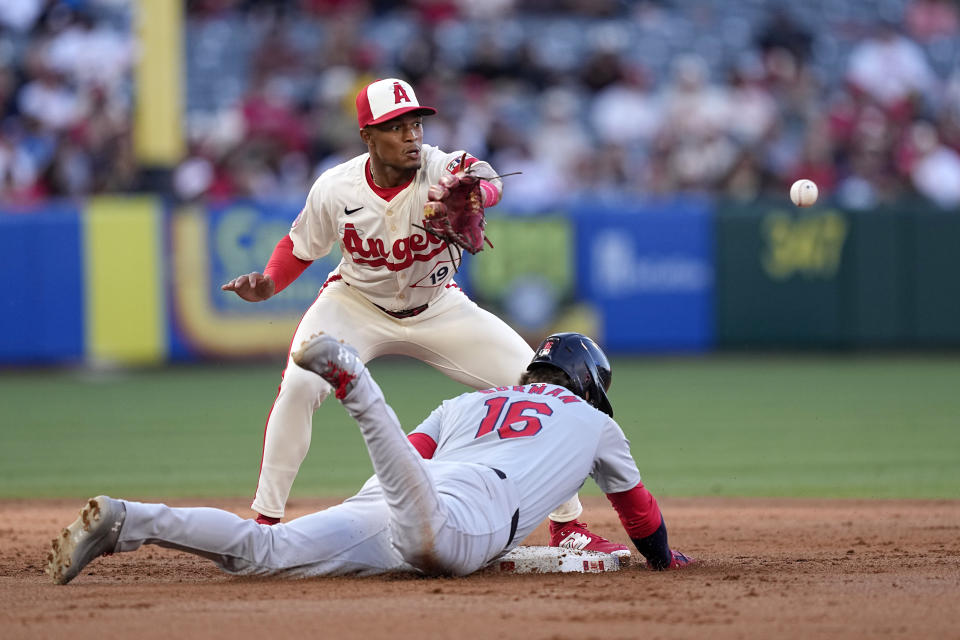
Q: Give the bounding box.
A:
[3,0,960,210]
[0,0,134,205]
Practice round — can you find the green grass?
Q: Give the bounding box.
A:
[2,354,958,500]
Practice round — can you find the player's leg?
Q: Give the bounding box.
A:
[394,287,534,389]
[252,279,394,520]
[46,490,409,583]
[549,496,583,522]
[293,335,517,576]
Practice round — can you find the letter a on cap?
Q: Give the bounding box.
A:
[356,78,437,129]
[393,81,411,104]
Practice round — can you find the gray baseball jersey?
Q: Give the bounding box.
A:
[115,382,640,578]
[410,384,642,546]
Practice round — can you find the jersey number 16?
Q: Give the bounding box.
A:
[475,397,553,440]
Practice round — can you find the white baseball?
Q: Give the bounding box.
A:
[790,179,819,207]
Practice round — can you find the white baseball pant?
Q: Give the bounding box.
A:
[116,368,519,577]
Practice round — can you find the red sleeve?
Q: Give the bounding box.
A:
[606,481,664,539]
[264,235,312,294]
[407,432,437,459]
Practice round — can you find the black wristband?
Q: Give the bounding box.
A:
[631,519,671,569]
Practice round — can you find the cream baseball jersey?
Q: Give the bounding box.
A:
[410,384,643,544]
[288,144,497,311]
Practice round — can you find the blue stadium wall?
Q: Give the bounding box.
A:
[1,196,957,366]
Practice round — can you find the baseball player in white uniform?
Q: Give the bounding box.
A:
[46,333,694,583]
[221,78,623,553]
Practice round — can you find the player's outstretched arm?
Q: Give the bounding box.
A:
[606,483,696,571]
[221,272,276,302]
[222,235,312,302]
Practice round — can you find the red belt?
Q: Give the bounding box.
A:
[375,302,429,319]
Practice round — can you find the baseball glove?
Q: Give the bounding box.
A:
[422,153,492,255]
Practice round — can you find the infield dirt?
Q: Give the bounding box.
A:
[2,497,958,639]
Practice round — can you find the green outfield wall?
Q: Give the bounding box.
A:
[715,199,960,348]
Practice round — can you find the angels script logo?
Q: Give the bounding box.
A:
[341,223,448,271]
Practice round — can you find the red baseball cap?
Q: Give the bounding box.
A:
[355,78,437,129]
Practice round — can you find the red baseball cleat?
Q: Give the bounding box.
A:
[549,519,631,557]
[647,549,696,571]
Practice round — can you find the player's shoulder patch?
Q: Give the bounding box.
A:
[445,153,477,174]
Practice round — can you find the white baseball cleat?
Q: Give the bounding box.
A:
[46,495,126,585]
[292,333,366,400]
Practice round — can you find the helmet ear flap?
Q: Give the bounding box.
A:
[582,357,613,417]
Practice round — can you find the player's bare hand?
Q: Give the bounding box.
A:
[221,272,276,302]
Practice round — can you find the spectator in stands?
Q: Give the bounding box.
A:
[45,10,132,92]
[835,105,904,209]
[902,119,960,209]
[0,131,42,203]
[0,0,44,34]
[658,55,728,145]
[786,115,839,197]
[724,56,777,147]
[846,20,938,120]
[940,68,960,151]
[906,0,960,42]
[487,126,567,212]
[656,54,737,192]
[5,0,960,209]
[17,67,81,133]
[529,86,592,185]
[589,63,661,152]
[755,5,814,64]
[0,1,135,203]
